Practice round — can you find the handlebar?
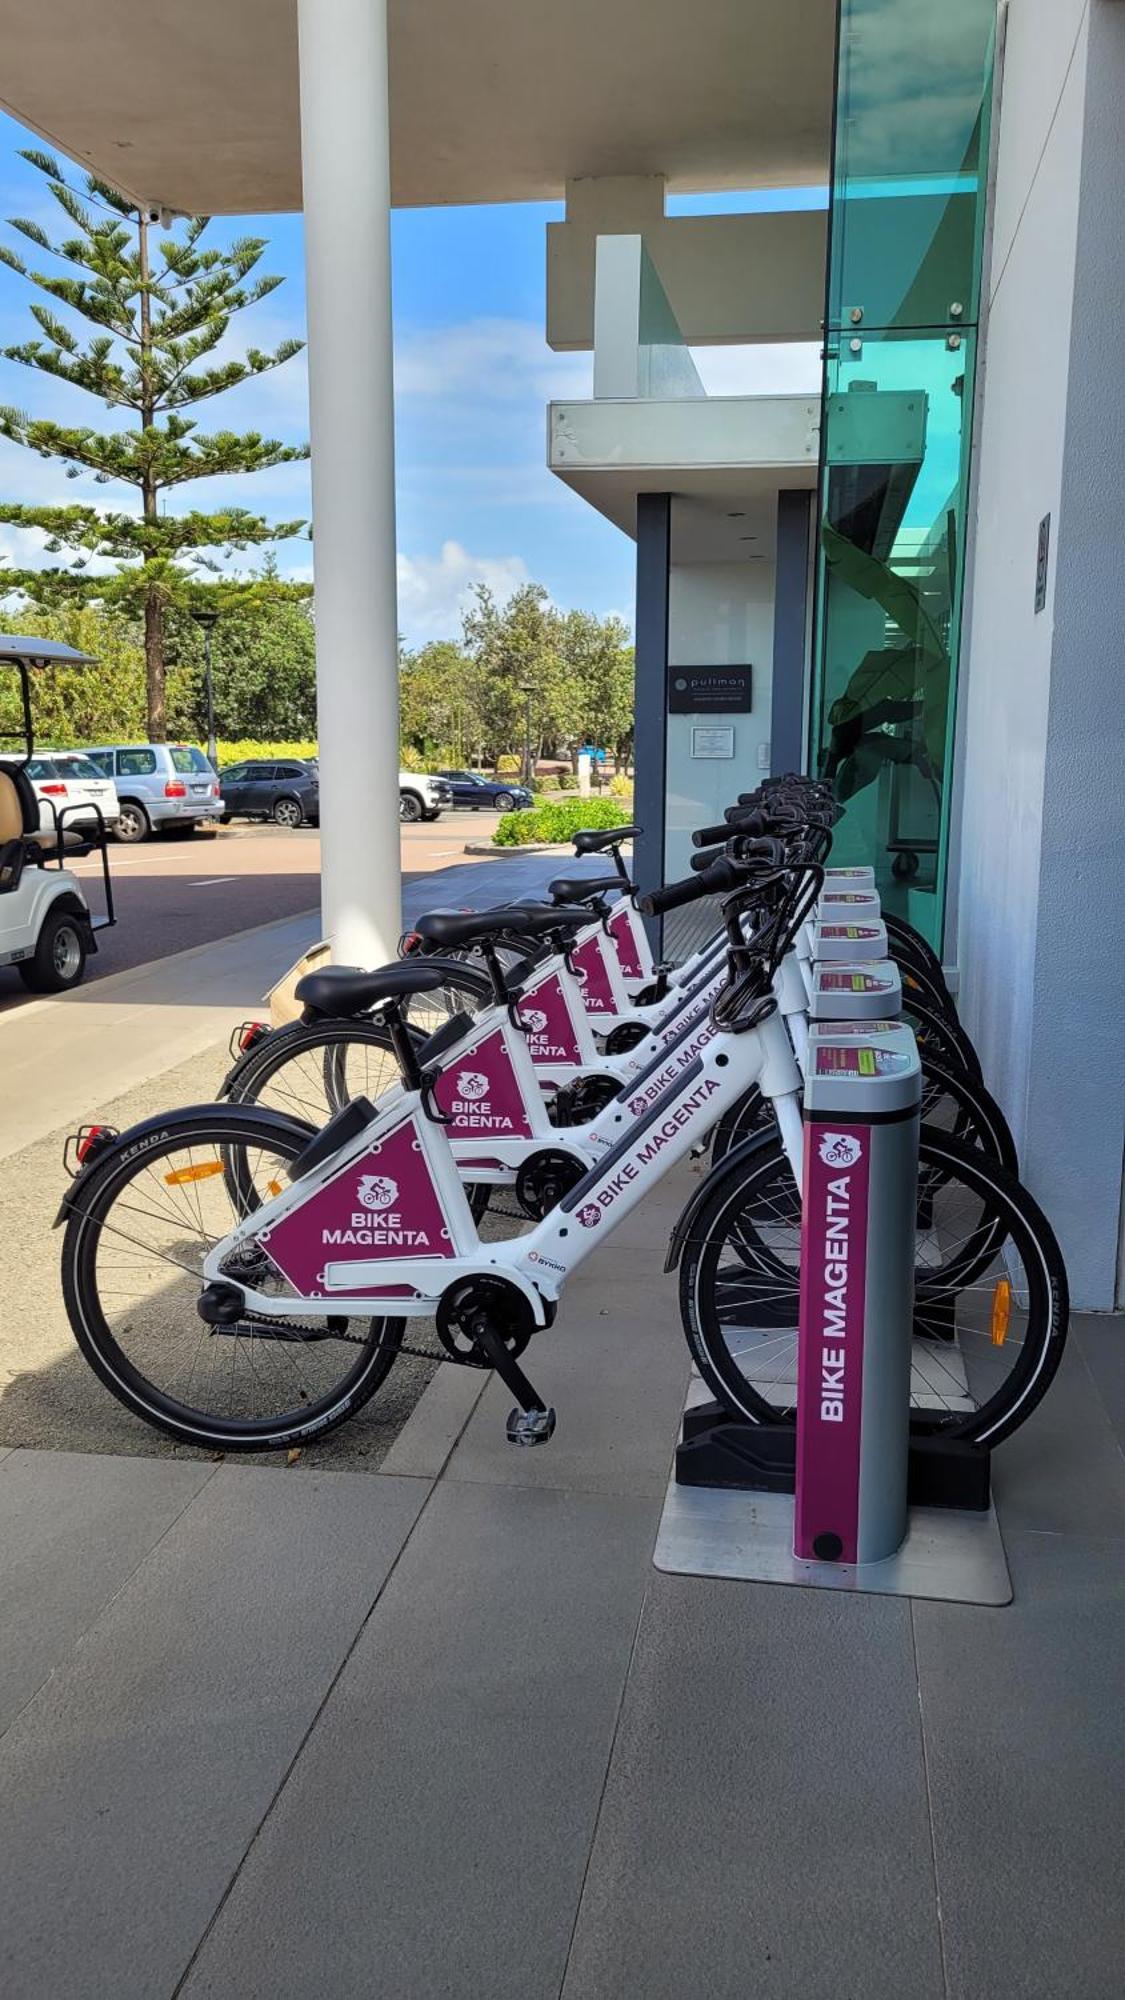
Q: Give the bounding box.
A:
[638,855,744,916]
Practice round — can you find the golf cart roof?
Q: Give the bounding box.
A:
[0,634,97,667]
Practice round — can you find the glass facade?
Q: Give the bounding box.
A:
[809,0,996,945]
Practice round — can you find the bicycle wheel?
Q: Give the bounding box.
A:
[710,1057,1015,1173]
[903,995,983,1082]
[681,1129,1067,1447]
[61,1107,404,1451]
[883,911,949,998]
[224,1015,492,1222]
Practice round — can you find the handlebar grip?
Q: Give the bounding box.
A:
[690,843,724,872]
[638,856,742,916]
[691,820,733,848]
[723,806,766,833]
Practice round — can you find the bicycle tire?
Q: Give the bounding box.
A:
[903,994,983,1082]
[883,912,949,997]
[710,1055,1015,1174]
[681,1128,1067,1447]
[61,1106,405,1451]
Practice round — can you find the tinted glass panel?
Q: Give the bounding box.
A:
[118,749,157,776]
[87,752,114,777]
[53,755,104,780]
[810,0,995,948]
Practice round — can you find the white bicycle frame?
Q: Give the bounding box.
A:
[202,1002,805,1325]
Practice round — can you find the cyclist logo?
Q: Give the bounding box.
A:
[521,1008,549,1036]
[628,1095,648,1118]
[456,1070,489,1101]
[818,1133,862,1169]
[577,1202,603,1228]
[356,1173,399,1211]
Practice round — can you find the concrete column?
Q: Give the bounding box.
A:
[297,0,400,966]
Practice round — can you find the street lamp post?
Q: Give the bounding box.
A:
[190,607,219,768]
[520,683,536,787]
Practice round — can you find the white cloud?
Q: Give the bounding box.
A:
[690,343,822,398]
[396,540,530,645]
[394,318,590,406]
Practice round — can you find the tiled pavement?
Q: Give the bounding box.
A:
[1,1154,1122,1997]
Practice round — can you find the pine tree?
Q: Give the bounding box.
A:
[0,149,308,738]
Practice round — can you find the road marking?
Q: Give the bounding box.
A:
[188,876,239,887]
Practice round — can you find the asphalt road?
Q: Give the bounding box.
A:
[0,810,505,1014]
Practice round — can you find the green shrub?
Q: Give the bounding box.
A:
[209,739,318,766]
[492,797,631,847]
[609,771,634,800]
[495,753,522,775]
[557,769,578,791]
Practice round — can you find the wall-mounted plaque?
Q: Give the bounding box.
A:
[668,665,752,713]
[691,726,736,760]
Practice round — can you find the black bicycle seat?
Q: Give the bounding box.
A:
[296,960,451,1016]
[573,824,639,854]
[548,875,625,905]
[511,902,593,933]
[413,906,543,950]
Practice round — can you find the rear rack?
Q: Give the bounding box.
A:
[52,800,116,935]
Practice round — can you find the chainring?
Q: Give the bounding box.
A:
[514,1147,588,1220]
[435,1275,535,1366]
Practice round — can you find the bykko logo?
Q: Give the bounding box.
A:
[456,1070,489,1101]
[818,1133,862,1169]
[577,1202,603,1228]
[356,1173,399,1210]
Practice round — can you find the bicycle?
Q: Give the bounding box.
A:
[57,846,1067,1455]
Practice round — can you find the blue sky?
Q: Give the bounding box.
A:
[0,111,822,645]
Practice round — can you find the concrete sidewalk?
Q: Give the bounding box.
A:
[1,1167,1123,1996]
[2,854,1123,1996]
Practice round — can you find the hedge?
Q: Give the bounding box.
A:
[491,797,632,847]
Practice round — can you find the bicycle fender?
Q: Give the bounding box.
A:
[662,1128,781,1273]
[54,1101,316,1228]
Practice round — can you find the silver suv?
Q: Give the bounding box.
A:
[85,743,223,843]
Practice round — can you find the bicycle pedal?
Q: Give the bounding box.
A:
[506,1405,556,1447]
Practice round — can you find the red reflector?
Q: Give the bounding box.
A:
[239,1021,268,1051]
[165,780,187,798]
[212,783,220,796]
[77,1124,107,1164]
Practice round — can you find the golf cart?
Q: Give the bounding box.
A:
[0,635,116,993]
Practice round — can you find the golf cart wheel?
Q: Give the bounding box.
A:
[115,800,150,844]
[400,793,423,823]
[18,904,88,993]
[273,795,303,829]
[494,791,516,811]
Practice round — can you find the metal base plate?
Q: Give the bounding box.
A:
[654,1479,1011,1605]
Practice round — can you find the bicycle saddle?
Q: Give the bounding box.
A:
[412,906,545,949]
[295,959,453,1017]
[573,824,639,854]
[548,875,626,905]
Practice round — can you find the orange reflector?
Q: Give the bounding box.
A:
[164,1161,225,1186]
[267,1179,283,1197]
[990,1277,1012,1346]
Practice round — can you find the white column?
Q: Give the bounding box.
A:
[297,0,400,966]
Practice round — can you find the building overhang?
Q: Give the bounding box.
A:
[0,0,835,215]
[548,394,819,541]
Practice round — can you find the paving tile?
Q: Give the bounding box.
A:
[447,1257,692,1496]
[562,1572,943,2000]
[992,1337,1125,1539]
[1072,1311,1125,1448]
[0,1448,212,1735]
[181,1480,660,2000]
[914,1530,1125,2000]
[0,1466,428,2000]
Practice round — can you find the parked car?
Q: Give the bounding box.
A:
[0,750,119,836]
[85,743,222,842]
[437,769,533,811]
[218,757,320,828]
[399,771,453,822]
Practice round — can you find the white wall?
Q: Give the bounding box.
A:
[958,0,1125,1307]
[664,559,775,880]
